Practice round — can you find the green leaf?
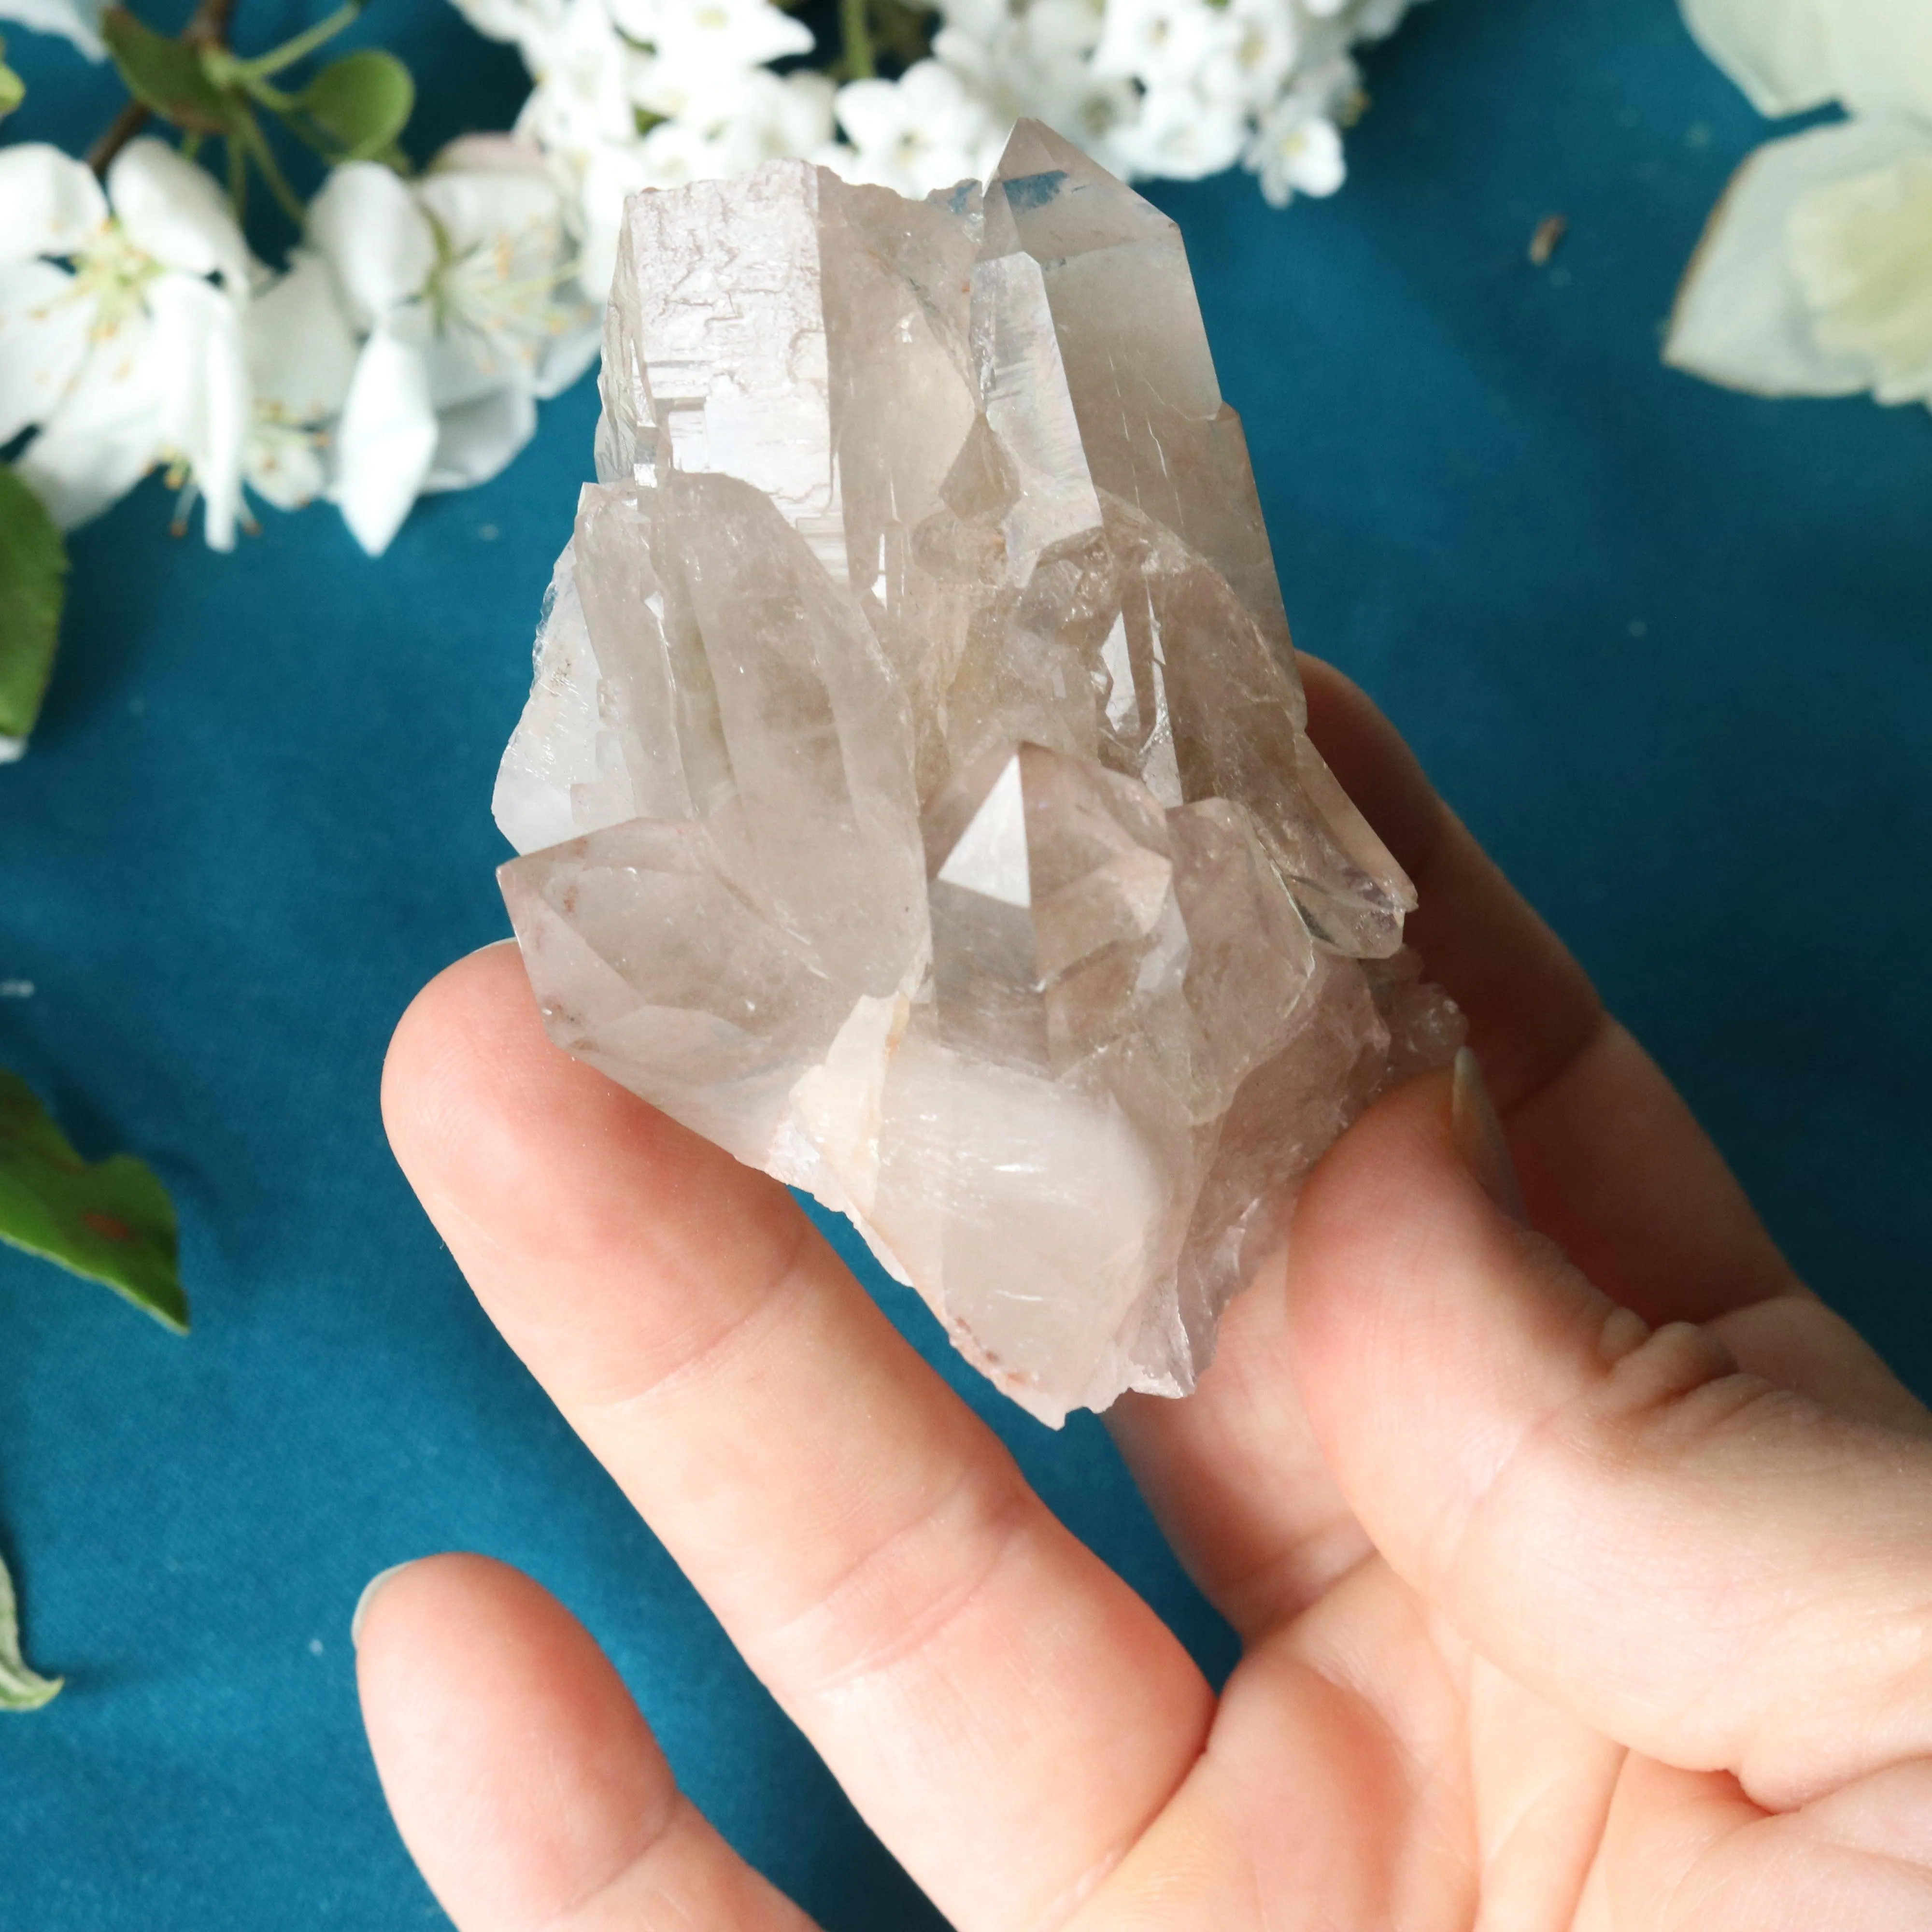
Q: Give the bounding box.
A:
[0,1548,60,1712]
[0,468,66,745]
[0,1071,188,1334]
[101,5,237,135]
[298,49,412,162]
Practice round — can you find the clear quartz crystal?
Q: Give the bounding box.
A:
[495,124,1463,1426]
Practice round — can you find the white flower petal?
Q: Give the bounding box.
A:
[574,143,652,299]
[246,250,359,422]
[834,76,915,155]
[430,132,554,180]
[646,0,814,71]
[146,272,249,550]
[1350,0,1415,39]
[1665,117,1932,395]
[107,139,252,288]
[328,327,440,555]
[15,320,165,530]
[1789,144,1932,403]
[1110,83,1247,181]
[0,261,92,443]
[1245,107,1345,203]
[1820,0,1932,124]
[0,0,105,58]
[1680,0,1835,114]
[422,381,538,492]
[308,163,437,329]
[414,168,563,259]
[1682,0,1932,123]
[0,143,107,264]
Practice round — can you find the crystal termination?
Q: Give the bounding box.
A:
[494,122,1462,1426]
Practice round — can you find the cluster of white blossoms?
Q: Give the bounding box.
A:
[1668,0,1932,412]
[0,0,1419,579]
[457,0,1425,297]
[0,129,596,556]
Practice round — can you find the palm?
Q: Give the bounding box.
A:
[360,662,1932,1931]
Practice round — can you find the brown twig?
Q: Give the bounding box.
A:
[87,97,150,173]
[87,0,242,176]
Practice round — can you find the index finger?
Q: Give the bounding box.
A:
[382,944,1215,1932]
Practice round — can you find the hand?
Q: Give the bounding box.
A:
[361,659,1932,1930]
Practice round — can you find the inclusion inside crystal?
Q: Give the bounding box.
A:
[494,122,1462,1426]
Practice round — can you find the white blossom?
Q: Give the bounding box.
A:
[1109,82,1249,180]
[449,0,1427,321]
[1091,0,1238,91]
[1245,86,1348,205]
[242,250,358,512]
[306,138,599,554]
[832,57,1005,196]
[1199,0,1303,113]
[932,0,1137,172]
[1668,0,1932,414]
[614,0,813,114]
[0,139,253,547]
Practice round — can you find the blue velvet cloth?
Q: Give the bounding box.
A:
[3,0,1929,1922]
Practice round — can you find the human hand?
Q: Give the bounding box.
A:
[361,659,1932,1930]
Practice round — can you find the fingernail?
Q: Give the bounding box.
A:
[351,1561,419,1650]
[1451,1047,1527,1223]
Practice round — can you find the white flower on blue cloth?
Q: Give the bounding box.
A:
[306,136,600,555]
[0,139,255,547]
[450,0,1425,315]
[1669,0,1932,412]
[832,58,1006,197]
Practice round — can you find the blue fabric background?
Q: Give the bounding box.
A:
[3,0,1929,1922]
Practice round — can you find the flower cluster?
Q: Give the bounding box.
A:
[0,0,1424,723]
[459,0,1424,298]
[1668,0,1932,412]
[0,129,595,557]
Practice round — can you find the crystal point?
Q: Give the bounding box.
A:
[497,126,1462,1426]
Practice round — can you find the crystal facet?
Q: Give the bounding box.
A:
[495,124,1463,1426]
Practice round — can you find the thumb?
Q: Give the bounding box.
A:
[1286,1053,1932,1810]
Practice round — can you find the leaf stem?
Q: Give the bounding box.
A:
[238,109,306,222]
[839,0,874,79]
[238,71,298,112]
[226,123,246,213]
[238,0,364,81]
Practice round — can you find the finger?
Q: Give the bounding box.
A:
[1298,655,1798,1325]
[1108,658,1821,1641]
[382,947,1214,1932]
[354,1553,814,1932]
[1289,1063,1932,1807]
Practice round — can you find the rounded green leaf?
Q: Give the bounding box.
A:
[0,468,67,745]
[300,48,413,163]
[0,1070,188,1334]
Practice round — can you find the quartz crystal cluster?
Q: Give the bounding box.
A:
[494,121,1462,1425]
